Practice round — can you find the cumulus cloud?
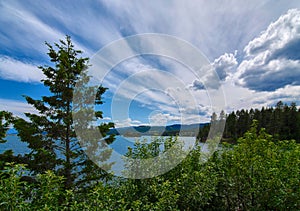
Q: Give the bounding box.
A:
[191,51,238,90]
[213,51,238,79]
[191,79,206,90]
[236,9,300,91]
[0,56,44,83]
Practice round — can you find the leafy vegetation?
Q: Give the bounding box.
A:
[1,122,299,210]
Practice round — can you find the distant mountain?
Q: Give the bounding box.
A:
[6,123,209,137]
[108,123,209,137]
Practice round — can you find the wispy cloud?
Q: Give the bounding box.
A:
[0,56,44,83]
[107,60,209,124]
[101,0,299,59]
[0,1,93,60]
[0,2,64,57]
[0,98,37,119]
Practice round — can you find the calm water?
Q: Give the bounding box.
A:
[1,135,31,155]
[1,136,211,177]
[0,135,198,156]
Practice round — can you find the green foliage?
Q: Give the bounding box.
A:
[31,171,65,210]
[0,125,300,210]
[0,163,29,210]
[109,137,219,210]
[210,120,300,210]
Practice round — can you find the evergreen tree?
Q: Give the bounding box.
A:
[289,102,300,142]
[271,101,284,138]
[236,109,250,137]
[13,36,114,190]
[224,111,237,140]
[199,101,300,144]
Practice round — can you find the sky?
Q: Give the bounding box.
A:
[1,0,300,128]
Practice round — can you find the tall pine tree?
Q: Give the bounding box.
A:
[13,36,114,190]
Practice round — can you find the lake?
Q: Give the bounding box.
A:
[0,135,198,156]
[1,135,216,177]
[1,135,31,155]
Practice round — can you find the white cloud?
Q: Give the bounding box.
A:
[114,118,142,128]
[102,117,112,121]
[191,51,238,90]
[101,0,300,59]
[236,9,300,91]
[148,112,181,126]
[213,51,238,79]
[0,98,38,119]
[20,1,122,50]
[0,56,44,83]
[251,85,300,106]
[108,62,209,124]
[219,78,300,116]
[0,1,92,60]
[0,2,64,55]
[244,8,300,57]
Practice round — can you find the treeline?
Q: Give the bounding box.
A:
[198,101,300,143]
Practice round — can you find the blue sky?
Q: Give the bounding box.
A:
[1,0,300,127]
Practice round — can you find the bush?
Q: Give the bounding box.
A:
[0,126,299,210]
